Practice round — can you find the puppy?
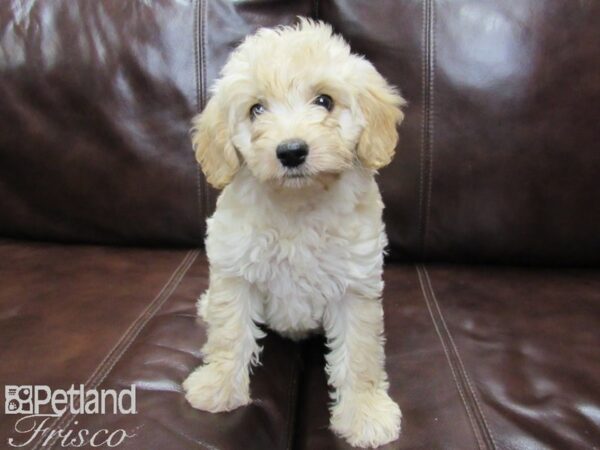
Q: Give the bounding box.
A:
[183,19,405,448]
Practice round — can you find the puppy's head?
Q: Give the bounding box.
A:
[192,18,406,189]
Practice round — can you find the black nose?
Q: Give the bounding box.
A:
[276,139,308,168]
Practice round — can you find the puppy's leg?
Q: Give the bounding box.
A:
[325,291,401,448]
[183,275,264,412]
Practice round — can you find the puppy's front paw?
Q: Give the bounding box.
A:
[183,363,250,413]
[330,389,401,448]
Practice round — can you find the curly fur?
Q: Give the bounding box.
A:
[183,19,406,448]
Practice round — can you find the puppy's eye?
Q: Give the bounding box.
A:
[250,103,265,119]
[313,94,334,111]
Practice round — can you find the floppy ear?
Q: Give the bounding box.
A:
[191,94,240,189]
[356,69,406,170]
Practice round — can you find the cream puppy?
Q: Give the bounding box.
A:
[183,19,406,448]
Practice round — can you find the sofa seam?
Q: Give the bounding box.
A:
[200,0,211,220]
[416,264,486,450]
[423,267,498,450]
[32,250,199,450]
[44,250,199,449]
[419,0,435,259]
[418,0,426,260]
[424,0,436,259]
[197,0,206,236]
[77,250,200,397]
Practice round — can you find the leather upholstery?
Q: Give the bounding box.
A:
[296,265,600,449]
[0,0,311,246]
[320,0,600,265]
[0,1,598,449]
[0,240,302,449]
[1,0,598,263]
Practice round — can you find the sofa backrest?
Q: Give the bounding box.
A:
[330,0,600,265]
[0,0,311,246]
[1,0,599,265]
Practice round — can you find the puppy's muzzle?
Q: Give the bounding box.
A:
[276,139,308,168]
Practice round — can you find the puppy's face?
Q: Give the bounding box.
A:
[233,82,357,188]
[193,19,405,189]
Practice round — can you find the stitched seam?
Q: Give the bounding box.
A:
[193,0,206,237]
[44,250,198,450]
[193,0,201,112]
[424,0,436,258]
[29,250,193,449]
[200,0,211,220]
[418,0,427,259]
[416,265,486,450]
[34,250,199,450]
[39,251,197,450]
[424,268,498,450]
[78,250,198,392]
[419,0,435,259]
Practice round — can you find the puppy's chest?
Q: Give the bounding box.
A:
[242,222,350,302]
[241,222,351,334]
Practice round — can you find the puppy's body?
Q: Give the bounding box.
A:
[205,166,385,340]
[183,19,405,448]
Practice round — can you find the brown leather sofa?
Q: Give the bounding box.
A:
[1,1,599,449]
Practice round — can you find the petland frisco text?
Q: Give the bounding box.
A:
[5,385,139,447]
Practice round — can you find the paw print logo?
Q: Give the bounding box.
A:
[7,399,19,412]
[5,386,33,414]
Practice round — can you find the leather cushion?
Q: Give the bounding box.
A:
[0,241,302,449]
[294,264,600,449]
